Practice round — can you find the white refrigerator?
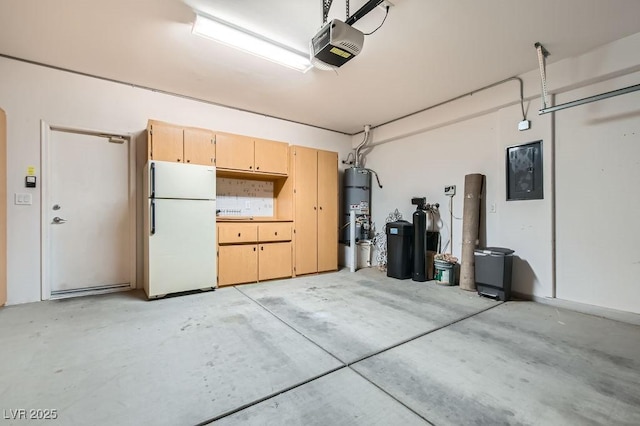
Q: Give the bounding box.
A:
[143,161,217,298]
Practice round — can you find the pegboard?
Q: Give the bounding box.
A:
[216,178,274,216]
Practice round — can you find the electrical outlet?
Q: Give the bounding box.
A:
[444,185,456,196]
[490,203,496,213]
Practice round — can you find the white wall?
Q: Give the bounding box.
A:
[354,32,640,309]
[0,57,352,305]
[556,71,640,314]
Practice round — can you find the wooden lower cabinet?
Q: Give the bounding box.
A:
[258,242,292,281]
[218,245,258,286]
[217,222,292,286]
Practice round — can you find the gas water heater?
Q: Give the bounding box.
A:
[342,167,371,243]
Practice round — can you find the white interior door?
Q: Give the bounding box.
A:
[48,129,131,296]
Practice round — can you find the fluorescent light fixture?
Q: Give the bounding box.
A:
[192,14,312,73]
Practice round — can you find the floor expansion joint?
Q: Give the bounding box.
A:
[197,286,505,425]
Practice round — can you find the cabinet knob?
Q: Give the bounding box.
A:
[238,233,241,237]
[256,166,260,170]
[275,231,278,236]
[314,206,317,210]
[253,247,256,251]
[177,159,181,162]
[319,206,323,210]
[249,166,253,169]
[186,159,190,163]
[261,246,264,251]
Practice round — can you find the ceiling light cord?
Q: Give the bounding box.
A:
[363,6,390,36]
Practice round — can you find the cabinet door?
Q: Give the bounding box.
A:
[150,122,184,163]
[259,243,292,281]
[317,150,338,272]
[254,138,288,174]
[218,245,258,286]
[216,132,255,171]
[293,147,318,275]
[0,108,5,306]
[184,128,215,166]
[218,223,258,244]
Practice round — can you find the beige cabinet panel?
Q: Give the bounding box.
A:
[293,146,319,275]
[254,138,288,174]
[218,223,258,244]
[184,128,215,166]
[218,245,258,286]
[317,150,338,272]
[216,132,255,171]
[150,122,183,163]
[258,242,292,281]
[0,108,6,306]
[258,223,292,242]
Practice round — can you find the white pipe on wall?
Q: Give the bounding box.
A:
[350,210,356,272]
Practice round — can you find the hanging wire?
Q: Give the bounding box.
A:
[363,6,390,35]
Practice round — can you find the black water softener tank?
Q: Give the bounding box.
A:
[412,197,427,282]
[386,221,413,279]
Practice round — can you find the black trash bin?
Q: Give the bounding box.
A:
[474,247,514,301]
[386,220,413,279]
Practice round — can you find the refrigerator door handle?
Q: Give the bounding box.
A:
[150,199,156,235]
[150,162,156,198]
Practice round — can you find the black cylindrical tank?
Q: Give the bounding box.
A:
[413,208,427,282]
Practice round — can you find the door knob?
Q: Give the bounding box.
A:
[52,217,67,224]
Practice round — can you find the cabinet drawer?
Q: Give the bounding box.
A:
[258,223,291,242]
[218,224,258,244]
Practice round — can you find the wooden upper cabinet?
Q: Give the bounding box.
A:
[149,121,184,163]
[184,128,215,166]
[216,132,288,175]
[216,132,255,171]
[148,120,215,166]
[254,138,288,174]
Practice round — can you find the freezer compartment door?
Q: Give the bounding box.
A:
[146,199,216,297]
[147,160,216,200]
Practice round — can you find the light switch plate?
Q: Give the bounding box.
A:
[15,193,33,205]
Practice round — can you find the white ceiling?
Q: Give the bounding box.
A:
[1,0,640,134]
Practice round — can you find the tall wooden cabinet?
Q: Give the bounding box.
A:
[0,108,6,306]
[147,120,215,166]
[291,146,338,275]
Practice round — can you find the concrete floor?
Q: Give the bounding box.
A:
[1,269,639,425]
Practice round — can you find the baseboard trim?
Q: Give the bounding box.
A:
[512,291,640,326]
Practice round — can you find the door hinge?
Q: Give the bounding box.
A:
[211,157,214,164]
[149,127,153,136]
[214,158,216,165]
[294,189,296,193]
